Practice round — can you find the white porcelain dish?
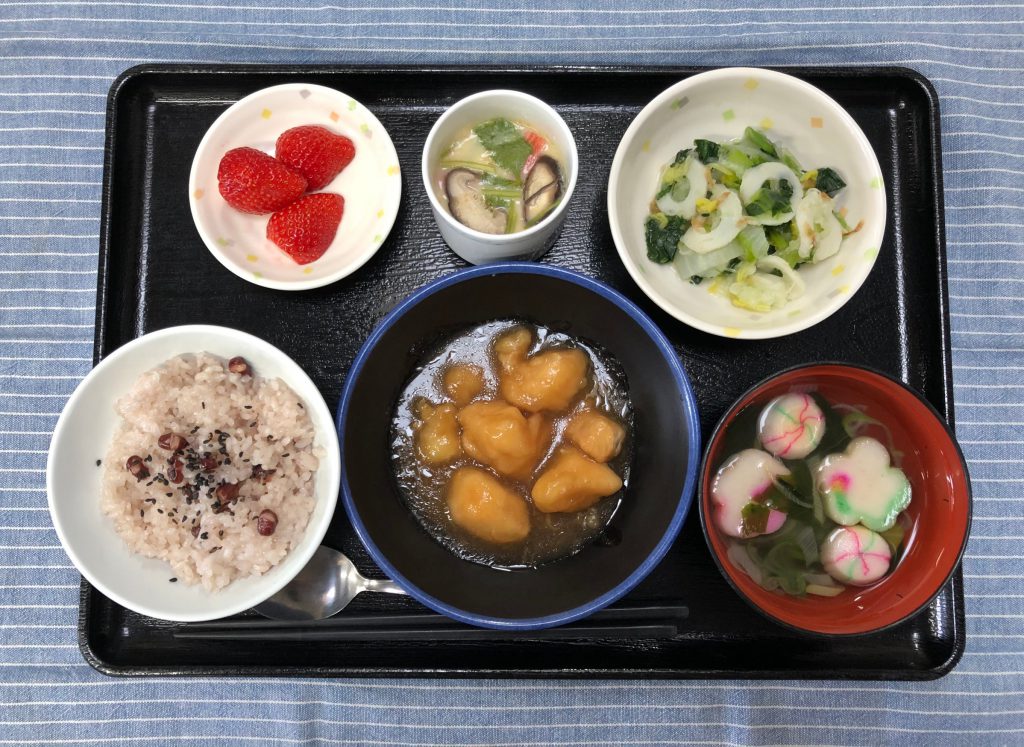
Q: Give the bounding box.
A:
[47,325,341,622]
[189,83,401,291]
[607,67,887,339]
[421,89,578,265]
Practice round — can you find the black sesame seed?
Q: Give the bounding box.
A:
[95,459,102,467]
[140,509,144,518]
[190,426,200,434]
[144,455,153,463]
[244,405,252,410]
[281,453,290,458]
[201,401,206,410]
[249,422,257,428]
[157,509,164,514]
[200,532,208,540]
[165,492,172,497]
[169,577,177,583]
[297,402,303,409]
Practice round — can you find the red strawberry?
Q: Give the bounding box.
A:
[217,147,307,215]
[266,193,344,265]
[275,126,356,191]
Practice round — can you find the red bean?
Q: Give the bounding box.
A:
[125,455,149,480]
[167,459,184,484]
[157,433,188,451]
[215,482,241,504]
[257,509,278,536]
[228,357,252,376]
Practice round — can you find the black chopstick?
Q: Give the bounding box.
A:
[173,622,679,643]
[181,604,689,632]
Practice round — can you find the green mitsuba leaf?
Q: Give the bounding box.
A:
[473,118,533,176]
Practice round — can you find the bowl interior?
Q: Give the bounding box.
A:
[609,67,887,339]
[421,89,579,245]
[341,267,698,627]
[189,83,401,291]
[700,365,970,636]
[47,325,341,622]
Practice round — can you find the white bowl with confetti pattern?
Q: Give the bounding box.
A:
[608,67,886,339]
[189,83,402,291]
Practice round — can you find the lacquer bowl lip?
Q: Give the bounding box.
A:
[336,262,702,629]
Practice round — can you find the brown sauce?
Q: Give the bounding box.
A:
[390,320,633,569]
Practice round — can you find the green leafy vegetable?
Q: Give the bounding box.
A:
[815,167,847,197]
[741,501,771,536]
[655,182,674,199]
[743,127,779,158]
[744,181,794,218]
[644,213,687,264]
[736,225,769,262]
[473,118,533,176]
[695,138,720,163]
[672,148,691,166]
[709,162,741,190]
[780,148,803,175]
[765,223,794,252]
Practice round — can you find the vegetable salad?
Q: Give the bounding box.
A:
[644,127,861,312]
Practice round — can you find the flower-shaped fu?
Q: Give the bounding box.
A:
[816,437,911,531]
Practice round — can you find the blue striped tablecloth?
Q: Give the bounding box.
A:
[1,1,1022,744]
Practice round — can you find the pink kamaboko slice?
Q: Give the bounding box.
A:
[821,524,892,586]
[757,393,825,459]
[816,436,911,532]
[711,448,789,538]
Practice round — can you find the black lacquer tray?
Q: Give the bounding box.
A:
[83,64,962,678]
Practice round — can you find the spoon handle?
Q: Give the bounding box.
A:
[362,578,406,595]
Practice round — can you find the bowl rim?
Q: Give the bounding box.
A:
[697,361,973,638]
[188,82,402,292]
[336,262,702,630]
[419,89,580,245]
[46,324,342,622]
[607,66,887,340]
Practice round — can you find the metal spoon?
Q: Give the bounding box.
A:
[255,545,405,621]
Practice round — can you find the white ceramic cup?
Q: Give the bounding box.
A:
[421,90,579,265]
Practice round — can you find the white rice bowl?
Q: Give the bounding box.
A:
[47,324,341,622]
[101,353,321,591]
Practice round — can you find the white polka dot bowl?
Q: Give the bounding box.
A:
[607,67,886,340]
[189,83,402,291]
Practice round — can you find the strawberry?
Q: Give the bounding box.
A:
[275,125,356,191]
[217,147,307,215]
[266,192,344,265]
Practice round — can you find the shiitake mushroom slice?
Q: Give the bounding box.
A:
[523,156,562,223]
[445,168,507,235]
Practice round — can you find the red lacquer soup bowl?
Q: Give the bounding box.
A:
[699,364,971,636]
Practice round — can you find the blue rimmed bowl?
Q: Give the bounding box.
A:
[336,263,701,629]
